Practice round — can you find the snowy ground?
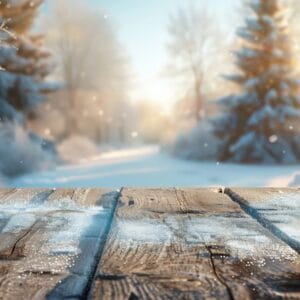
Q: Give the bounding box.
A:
[10,146,300,188]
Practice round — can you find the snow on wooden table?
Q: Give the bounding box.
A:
[0,188,119,299]
[0,188,299,300]
[226,188,300,253]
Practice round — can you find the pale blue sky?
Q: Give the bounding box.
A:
[45,0,240,108]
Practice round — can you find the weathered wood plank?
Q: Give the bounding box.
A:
[46,188,118,207]
[48,188,120,299]
[0,188,53,205]
[0,188,15,200]
[90,188,300,300]
[0,189,54,259]
[226,188,300,253]
[176,189,300,300]
[0,189,16,233]
[90,188,239,300]
[0,188,119,300]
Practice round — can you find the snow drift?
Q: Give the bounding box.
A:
[57,135,100,164]
[0,123,57,177]
[171,121,221,161]
[289,173,300,187]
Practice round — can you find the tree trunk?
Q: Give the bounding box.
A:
[194,81,204,122]
[65,89,78,137]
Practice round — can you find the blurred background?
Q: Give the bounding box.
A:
[0,0,299,188]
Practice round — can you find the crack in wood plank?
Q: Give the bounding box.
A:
[7,220,40,260]
[174,188,235,300]
[0,188,120,300]
[176,188,300,299]
[205,244,235,300]
[90,188,230,299]
[1,188,300,299]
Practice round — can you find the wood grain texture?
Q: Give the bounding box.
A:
[226,188,300,253]
[0,189,53,205]
[0,188,119,300]
[1,188,300,300]
[0,189,53,259]
[0,189,16,200]
[48,188,120,299]
[90,189,238,300]
[90,188,300,300]
[177,189,300,300]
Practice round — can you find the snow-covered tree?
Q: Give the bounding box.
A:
[0,0,58,178]
[0,0,54,125]
[214,0,300,164]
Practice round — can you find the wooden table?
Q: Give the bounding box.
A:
[0,188,299,299]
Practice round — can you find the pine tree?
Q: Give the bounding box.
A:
[0,0,54,124]
[214,0,300,164]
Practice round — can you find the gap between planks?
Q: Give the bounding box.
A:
[0,188,122,299]
[224,188,300,254]
[1,188,299,299]
[89,188,300,299]
[46,188,122,299]
[80,187,123,300]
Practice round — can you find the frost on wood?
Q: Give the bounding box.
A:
[213,0,300,164]
[0,194,105,296]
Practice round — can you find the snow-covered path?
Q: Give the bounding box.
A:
[11,146,300,188]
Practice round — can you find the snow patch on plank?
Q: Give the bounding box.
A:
[112,215,298,265]
[2,213,36,233]
[246,192,300,243]
[43,210,103,256]
[185,216,298,262]
[0,197,104,271]
[116,219,172,244]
